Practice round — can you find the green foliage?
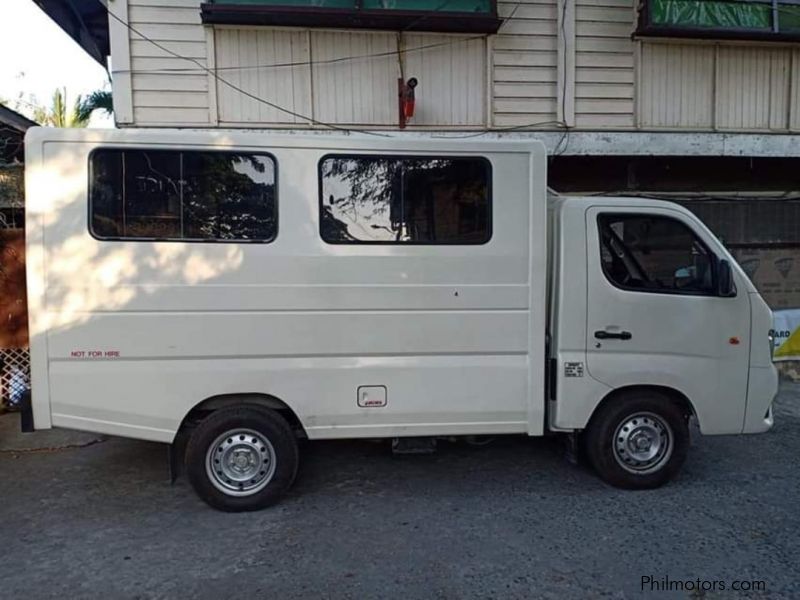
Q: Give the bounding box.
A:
[76,90,113,123]
[33,88,89,128]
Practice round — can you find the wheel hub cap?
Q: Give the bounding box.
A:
[613,412,674,474]
[205,428,277,497]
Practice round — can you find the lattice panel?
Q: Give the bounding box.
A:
[1,347,30,408]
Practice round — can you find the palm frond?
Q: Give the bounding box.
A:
[76,90,114,123]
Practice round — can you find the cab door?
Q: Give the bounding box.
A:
[585,206,751,435]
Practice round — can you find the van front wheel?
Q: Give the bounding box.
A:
[185,406,299,511]
[584,392,689,489]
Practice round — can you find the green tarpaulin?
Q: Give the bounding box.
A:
[650,0,800,32]
[651,0,770,29]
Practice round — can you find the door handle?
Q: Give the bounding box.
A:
[594,330,632,340]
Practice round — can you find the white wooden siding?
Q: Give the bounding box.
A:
[215,28,311,125]
[403,34,486,126]
[127,0,211,126]
[108,0,133,123]
[118,0,800,134]
[573,0,635,128]
[214,29,485,127]
[310,31,395,125]
[638,43,715,129]
[715,47,790,131]
[492,0,559,127]
[639,41,799,132]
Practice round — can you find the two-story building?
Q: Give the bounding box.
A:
[35,0,800,307]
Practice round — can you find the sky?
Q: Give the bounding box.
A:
[0,0,113,127]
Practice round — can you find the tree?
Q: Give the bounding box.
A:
[320,157,487,242]
[76,90,113,123]
[33,88,88,128]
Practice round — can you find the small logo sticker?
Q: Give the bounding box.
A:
[564,362,584,377]
[357,385,387,408]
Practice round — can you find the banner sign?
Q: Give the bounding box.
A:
[772,308,800,361]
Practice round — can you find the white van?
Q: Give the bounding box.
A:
[23,128,777,511]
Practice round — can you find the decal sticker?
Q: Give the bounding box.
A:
[70,350,121,359]
[357,385,387,408]
[564,362,584,378]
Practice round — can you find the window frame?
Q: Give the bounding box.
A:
[200,1,502,34]
[87,147,279,244]
[596,212,727,298]
[317,153,493,246]
[636,0,800,43]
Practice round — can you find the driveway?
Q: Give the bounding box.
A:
[1,385,798,599]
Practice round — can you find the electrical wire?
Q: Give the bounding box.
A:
[111,34,489,75]
[112,6,800,77]
[432,120,568,139]
[434,0,572,142]
[497,0,524,33]
[391,0,475,103]
[107,0,800,78]
[399,0,466,33]
[427,4,573,142]
[104,8,392,136]
[102,2,579,141]
[553,0,571,156]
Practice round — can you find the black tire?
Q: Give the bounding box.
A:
[584,391,689,490]
[185,406,299,512]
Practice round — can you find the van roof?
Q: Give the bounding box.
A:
[25,127,549,157]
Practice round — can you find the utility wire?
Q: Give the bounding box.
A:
[111,34,488,75]
[432,120,568,139]
[497,0,524,32]
[103,2,578,139]
[433,0,572,141]
[552,0,571,156]
[114,0,800,78]
[109,0,544,76]
[115,4,555,77]
[104,8,391,136]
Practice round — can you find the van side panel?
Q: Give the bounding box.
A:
[26,130,547,442]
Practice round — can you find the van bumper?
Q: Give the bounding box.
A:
[19,389,34,433]
[742,365,779,434]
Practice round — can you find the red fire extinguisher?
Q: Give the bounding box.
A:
[398,77,418,129]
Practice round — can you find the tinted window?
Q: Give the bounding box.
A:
[319,156,491,244]
[90,149,277,242]
[598,214,715,295]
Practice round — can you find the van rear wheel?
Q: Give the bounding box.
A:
[185,406,299,511]
[584,391,689,489]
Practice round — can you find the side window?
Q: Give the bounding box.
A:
[319,155,491,244]
[598,214,716,295]
[90,149,277,242]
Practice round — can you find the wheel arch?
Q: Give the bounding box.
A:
[585,384,696,430]
[176,393,307,442]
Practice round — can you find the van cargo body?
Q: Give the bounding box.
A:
[24,128,778,511]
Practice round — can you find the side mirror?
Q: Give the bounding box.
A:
[717,259,735,297]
